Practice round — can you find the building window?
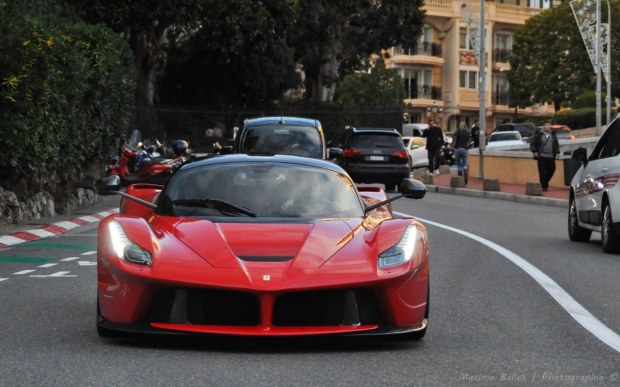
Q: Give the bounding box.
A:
[460,29,471,50]
[493,33,513,63]
[460,70,478,90]
[528,0,556,8]
[403,68,433,99]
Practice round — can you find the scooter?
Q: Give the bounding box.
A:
[106,135,189,186]
[439,135,455,166]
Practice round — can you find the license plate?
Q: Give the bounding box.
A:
[367,155,385,161]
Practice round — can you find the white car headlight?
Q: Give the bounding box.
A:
[378,225,417,269]
[108,221,152,266]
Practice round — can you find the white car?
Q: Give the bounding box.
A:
[485,131,526,149]
[402,136,428,169]
[569,114,620,253]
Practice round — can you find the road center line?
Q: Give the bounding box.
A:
[403,213,620,354]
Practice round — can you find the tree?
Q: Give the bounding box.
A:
[292,0,425,103]
[509,1,620,110]
[61,0,206,138]
[334,59,404,128]
[335,59,404,109]
[160,0,300,115]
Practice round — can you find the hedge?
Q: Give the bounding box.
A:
[0,4,135,184]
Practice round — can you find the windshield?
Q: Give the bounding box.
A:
[240,125,323,158]
[159,162,364,218]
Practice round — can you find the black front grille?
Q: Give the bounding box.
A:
[147,288,260,326]
[146,287,382,328]
[273,288,381,327]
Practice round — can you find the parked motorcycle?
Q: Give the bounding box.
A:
[106,133,189,186]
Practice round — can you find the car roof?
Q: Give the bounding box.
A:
[179,153,345,174]
[489,130,521,138]
[349,127,400,135]
[244,116,320,128]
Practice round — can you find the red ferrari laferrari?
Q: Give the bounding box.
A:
[95,154,429,339]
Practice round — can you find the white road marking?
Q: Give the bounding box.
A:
[78,216,99,223]
[78,261,96,266]
[13,270,35,275]
[26,229,56,238]
[52,221,80,230]
[80,251,97,256]
[0,278,7,282]
[38,263,57,268]
[30,271,77,278]
[407,213,620,354]
[0,235,29,246]
[61,257,80,261]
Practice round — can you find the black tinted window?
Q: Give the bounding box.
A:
[241,125,323,158]
[351,134,404,148]
[597,121,620,159]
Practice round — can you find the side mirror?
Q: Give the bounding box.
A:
[572,147,588,164]
[95,175,121,195]
[400,178,426,199]
[362,178,426,215]
[328,147,343,159]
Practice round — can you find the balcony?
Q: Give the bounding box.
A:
[391,44,443,66]
[394,43,442,58]
[405,85,442,101]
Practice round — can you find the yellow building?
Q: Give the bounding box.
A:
[386,0,564,133]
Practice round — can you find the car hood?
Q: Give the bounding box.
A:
[173,218,361,269]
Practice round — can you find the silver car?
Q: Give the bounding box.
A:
[569,114,620,253]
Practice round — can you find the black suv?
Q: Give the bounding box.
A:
[336,127,410,192]
[235,116,327,159]
[490,122,536,142]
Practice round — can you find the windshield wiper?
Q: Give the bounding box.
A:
[172,198,257,217]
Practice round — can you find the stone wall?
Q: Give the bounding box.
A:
[0,185,102,226]
[0,160,105,226]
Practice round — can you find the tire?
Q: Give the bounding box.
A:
[601,204,620,253]
[568,196,591,242]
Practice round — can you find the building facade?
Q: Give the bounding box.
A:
[385,0,564,134]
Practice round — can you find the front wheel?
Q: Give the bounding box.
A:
[601,204,620,253]
[568,196,591,242]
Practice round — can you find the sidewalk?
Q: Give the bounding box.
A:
[422,170,569,208]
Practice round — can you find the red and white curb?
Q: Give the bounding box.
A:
[0,209,118,248]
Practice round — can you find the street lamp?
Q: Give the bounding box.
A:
[426,102,442,122]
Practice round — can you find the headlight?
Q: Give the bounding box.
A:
[108,221,152,266]
[378,225,417,269]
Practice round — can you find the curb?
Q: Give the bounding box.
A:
[0,209,118,248]
[426,185,569,208]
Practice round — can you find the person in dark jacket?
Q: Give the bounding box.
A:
[424,119,444,175]
[530,122,560,191]
[470,120,480,148]
[453,121,471,180]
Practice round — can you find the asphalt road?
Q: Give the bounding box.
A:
[0,192,618,386]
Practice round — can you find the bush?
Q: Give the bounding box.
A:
[553,108,596,129]
[0,3,135,187]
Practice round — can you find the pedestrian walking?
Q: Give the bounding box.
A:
[470,119,480,148]
[424,119,444,175]
[530,122,559,191]
[453,121,471,183]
